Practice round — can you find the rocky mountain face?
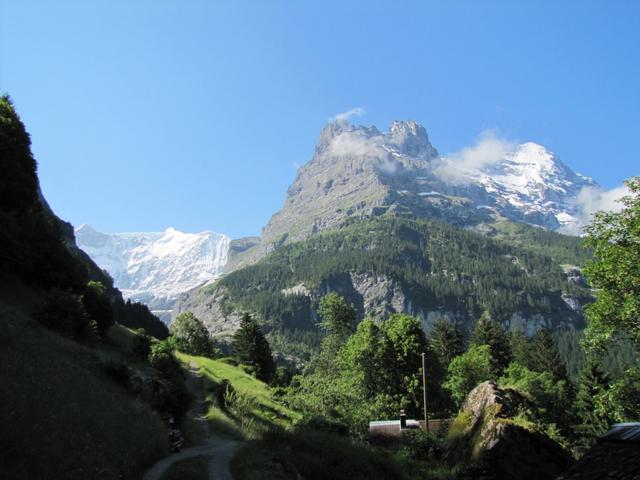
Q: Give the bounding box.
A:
[239,120,596,266]
[76,225,230,322]
[447,381,573,480]
[172,119,597,348]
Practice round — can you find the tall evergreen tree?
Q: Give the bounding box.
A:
[232,313,275,382]
[429,318,466,368]
[574,358,611,448]
[471,310,512,374]
[531,329,568,380]
[509,327,534,370]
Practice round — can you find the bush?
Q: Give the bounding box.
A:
[131,329,152,359]
[223,384,257,432]
[295,415,349,437]
[148,375,192,424]
[148,338,181,377]
[102,359,131,386]
[35,289,93,339]
[396,430,444,462]
[82,281,114,337]
[231,429,405,480]
[171,312,219,358]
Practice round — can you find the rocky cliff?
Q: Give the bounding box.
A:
[447,382,574,480]
[242,119,597,268]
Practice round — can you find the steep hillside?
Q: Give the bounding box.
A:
[0,95,171,479]
[0,281,169,480]
[176,216,591,357]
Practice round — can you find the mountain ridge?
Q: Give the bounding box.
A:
[75,224,230,321]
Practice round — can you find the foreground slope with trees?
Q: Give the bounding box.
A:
[0,96,179,479]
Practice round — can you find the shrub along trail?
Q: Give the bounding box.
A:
[143,363,243,480]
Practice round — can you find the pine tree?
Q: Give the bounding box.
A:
[530,329,568,380]
[471,310,512,374]
[509,327,534,370]
[429,318,466,368]
[232,313,275,382]
[574,358,611,449]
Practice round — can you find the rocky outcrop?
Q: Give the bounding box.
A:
[174,285,244,341]
[447,382,573,480]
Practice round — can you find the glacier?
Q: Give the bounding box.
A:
[75,224,230,322]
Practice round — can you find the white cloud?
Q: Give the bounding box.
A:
[325,132,403,174]
[433,130,516,184]
[573,185,628,231]
[332,107,365,122]
[325,130,385,159]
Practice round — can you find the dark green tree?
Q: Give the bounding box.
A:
[583,176,640,350]
[317,292,356,339]
[36,289,91,339]
[171,312,218,357]
[232,313,275,382]
[574,358,611,448]
[82,281,114,337]
[509,327,534,370]
[471,310,512,374]
[0,95,39,214]
[429,319,466,368]
[530,329,568,380]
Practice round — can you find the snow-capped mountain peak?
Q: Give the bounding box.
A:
[434,140,598,230]
[75,225,230,321]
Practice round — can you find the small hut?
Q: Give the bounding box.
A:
[369,410,421,439]
[556,423,640,479]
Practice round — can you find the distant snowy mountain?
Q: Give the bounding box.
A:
[75,225,230,322]
[260,120,600,248]
[434,141,598,232]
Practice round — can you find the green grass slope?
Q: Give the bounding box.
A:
[0,281,169,480]
[176,353,300,439]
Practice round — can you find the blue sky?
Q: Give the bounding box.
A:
[1,1,638,238]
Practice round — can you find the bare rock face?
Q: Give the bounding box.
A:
[174,285,244,342]
[242,119,597,269]
[447,382,573,480]
[261,120,433,247]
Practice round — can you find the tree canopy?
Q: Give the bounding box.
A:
[583,176,640,350]
[232,313,276,382]
[171,311,218,358]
